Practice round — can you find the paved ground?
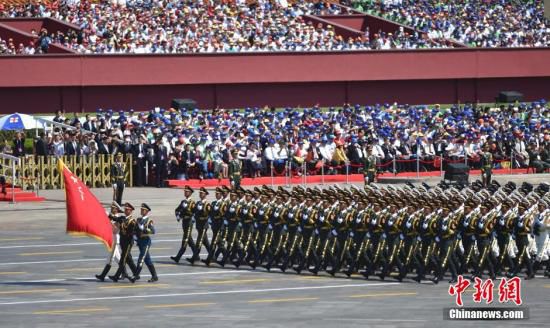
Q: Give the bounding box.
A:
[0,175,549,328]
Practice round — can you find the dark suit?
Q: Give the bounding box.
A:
[133,143,148,186]
[35,138,48,156]
[154,144,168,187]
[97,141,110,155]
[181,150,195,178]
[65,141,81,156]
[13,138,24,157]
[83,121,97,133]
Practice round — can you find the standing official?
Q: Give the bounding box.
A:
[134,203,158,282]
[111,153,126,205]
[229,150,242,188]
[480,144,493,188]
[363,145,377,185]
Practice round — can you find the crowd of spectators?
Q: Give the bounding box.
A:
[2,101,549,187]
[349,0,550,47]
[0,0,452,54]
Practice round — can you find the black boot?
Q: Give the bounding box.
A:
[171,247,186,264]
[147,264,158,283]
[95,264,111,282]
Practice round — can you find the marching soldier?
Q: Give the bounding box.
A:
[510,203,535,279]
[281,193,304,272]
[480,144,493,188]
[295,196,318,274]
[187,187,211,265]
[111,152,126,205]
[217,190,241,267]
[203,187,227,266]
[134,203,158,282]
[109,202,138,283]
[171,186,196,263]
[474,204,499,279]
[435,207,460,283]
[265,193,288,271]
[229,150,242,188]
[96,202,124,282]
[310,199,333,274]
[236,190,257,268]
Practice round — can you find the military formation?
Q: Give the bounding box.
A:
[167,181,550,283]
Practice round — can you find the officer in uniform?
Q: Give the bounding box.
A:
[363,145,377,186]
[187,187,211,265]
[171,186,196,263]
[111,152,126,205]
[229,150,242,188]
[134,203,158,282]
[294,196,318,274]
[109,202,137,283]
[480,144,493,188]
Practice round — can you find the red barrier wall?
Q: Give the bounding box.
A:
[0,48,549,113]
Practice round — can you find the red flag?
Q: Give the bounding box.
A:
[59,159,113,251]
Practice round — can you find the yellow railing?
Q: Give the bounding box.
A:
[0,154,133,190]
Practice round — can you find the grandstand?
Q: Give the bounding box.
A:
[0,1,549,113]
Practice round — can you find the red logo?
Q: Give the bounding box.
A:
[498,277,522,306]
[448,275,471,307]
[449,275,523,307]
[473,277,494,304]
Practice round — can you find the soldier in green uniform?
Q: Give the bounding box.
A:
[171,186,196,263]
[363,145,377,186]
[229,150,242,188]
[187,187,212,265]
[480,143,493,188]
[111,152,126,205]
[134,203,158,282]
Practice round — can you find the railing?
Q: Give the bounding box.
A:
[0,154,133,190]
[255,150,545,188]
[0,153,20,203]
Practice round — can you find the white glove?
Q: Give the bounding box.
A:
[138,224,144,230]
[208,218,212,224]
[399,233,404,240]
[254,223,258,229]
[331,230,338,237]
[224,220,228,226]
[350,232,354,237]
[298,227,302,233]
[238,222,242,228]
[315,229,319,235]
[112,184,117,189]
[435,236,441,243]
[283,225,288,232]
[268,224,273,230]
[176,216,181,222]
[133,235,138,241]
[192,218,196,224]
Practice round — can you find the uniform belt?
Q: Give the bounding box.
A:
[115,176,125,179]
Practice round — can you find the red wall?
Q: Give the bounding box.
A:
[0,49,549,113]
